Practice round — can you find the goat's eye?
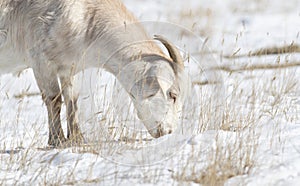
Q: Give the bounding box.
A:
[169,91,177,103]
[129,93,136,100]
[146,93,156,99]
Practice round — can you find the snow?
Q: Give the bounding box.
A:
[1,0,300,185]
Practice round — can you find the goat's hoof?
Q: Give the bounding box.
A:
[66,133,85,146]
[48,137,67,148]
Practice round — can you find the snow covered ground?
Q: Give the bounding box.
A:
[1,0,300,185]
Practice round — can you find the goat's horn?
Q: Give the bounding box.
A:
[154,35,184,69]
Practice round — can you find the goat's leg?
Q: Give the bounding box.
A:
[60,76,84,144]
[32,68,66,146]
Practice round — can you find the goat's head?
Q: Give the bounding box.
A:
[127,35,189,138]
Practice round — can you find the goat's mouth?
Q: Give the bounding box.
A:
[149,124,173,138]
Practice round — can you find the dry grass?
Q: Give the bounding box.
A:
[1,0,300,184]
[0,55,299,185]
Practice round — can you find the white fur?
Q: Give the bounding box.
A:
[0,0,186,145]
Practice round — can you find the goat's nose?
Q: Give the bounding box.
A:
[168,130,172,134]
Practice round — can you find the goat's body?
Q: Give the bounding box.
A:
[0,0,185,146]
[0,0,164,75]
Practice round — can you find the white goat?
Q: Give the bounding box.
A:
[0,0,187,146]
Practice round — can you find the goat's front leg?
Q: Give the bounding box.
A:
[32,68,66,147]
[60,76,84,144]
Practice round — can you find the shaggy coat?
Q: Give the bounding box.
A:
[0,0,185,146]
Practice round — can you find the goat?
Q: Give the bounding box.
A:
[0,0,188,146]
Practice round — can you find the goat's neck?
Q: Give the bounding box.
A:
[83,31,167,82]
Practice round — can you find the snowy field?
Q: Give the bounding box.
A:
[1,0,300,185]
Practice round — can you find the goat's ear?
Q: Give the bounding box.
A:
[130,76,160,100]
[154,35,184,71]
